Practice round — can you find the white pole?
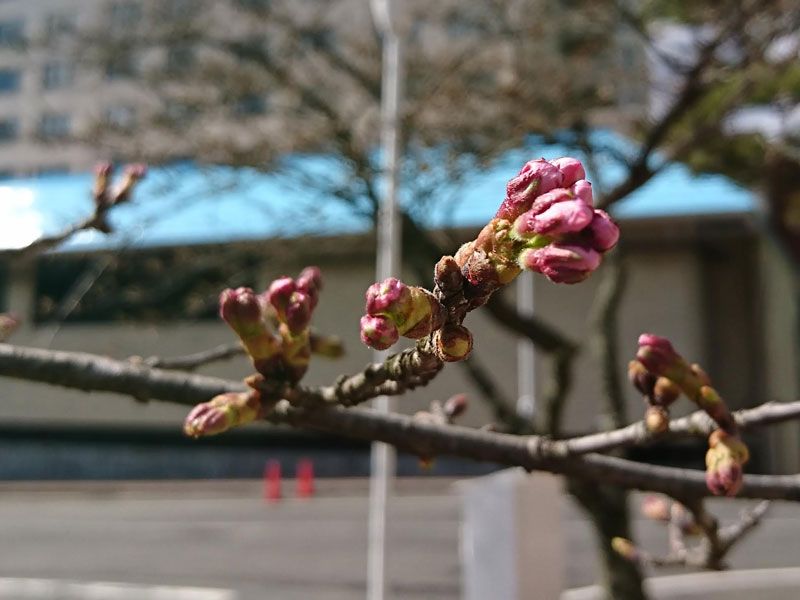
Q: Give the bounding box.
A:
[367,2,404,597]
[516,271,536,419]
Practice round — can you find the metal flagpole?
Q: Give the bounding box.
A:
[367,1,404,598]
[516,271,536,420]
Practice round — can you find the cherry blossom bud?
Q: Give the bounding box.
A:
[705,430,749,496]
[92,161,113,205]
[443,394,469,419]
[496,158,564,221]
[360,315,399,350]
[434,324,473,362]
[110,163,147,204]
[636,334,685,380]
[284,291,313,335]
[514,198,594,239]
[585,210,620,252]
[570,180,593,204]
[645,405,669,434]
[628,360,656,396]
[0,313,19,342]
[267,276,297,318]
[365,278,413,321]
[219,287,281,373]
[653,377,681,407]
[641,495,671,522]
[219,287,264,335]
[551,157,586,187]
[519,244,601,284]
[184,390,262,438]
[524,188,574,221]
[296,266,323,309]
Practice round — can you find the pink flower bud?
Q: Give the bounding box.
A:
[705,430,749,496]
[284,291,313,335]
[0,313,19,342]
[519,244,601,284]
[570,180,593,205]
[443,394,469,419]
[267,277,297,318]
[184,390,262,438]
[110,163,147,204]
[360,314,399,350]
[514,199,594,239]
[641,495,671,522]
[551,157,586,187]
[636,334,683,379]
[526,188,574,218]
[94,161,113,177]
[496,159,563,221]
[220,287,281,371]
[219,287,263,335]
[585,210,619,252]
[365,277,412,321]
[434,324,473,362]
[296,266,323,309]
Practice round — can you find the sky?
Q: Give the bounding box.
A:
[0,136,757,252]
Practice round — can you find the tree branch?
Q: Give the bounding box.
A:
[2,343,800,500]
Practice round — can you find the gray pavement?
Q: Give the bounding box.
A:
[0,479,797,599]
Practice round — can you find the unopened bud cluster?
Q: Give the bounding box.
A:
[453,157,619,303]
[630,333,748,496]
[92,161,147,208]
[360,277,446,351]
[219,266,324,385]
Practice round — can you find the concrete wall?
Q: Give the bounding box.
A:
[1,213,795,476]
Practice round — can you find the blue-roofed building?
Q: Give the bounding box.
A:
[1,145,798,479]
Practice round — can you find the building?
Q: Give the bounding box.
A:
[0,0,648,177]
[0,140,798,478]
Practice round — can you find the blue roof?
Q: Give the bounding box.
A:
[0,132,757,252]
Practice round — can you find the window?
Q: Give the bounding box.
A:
[0,70,21,93]
[42,61,74,90]
[233,93,266,116]
[0,20,24,47]
[105,105,137,129]
[166,45,194,73]
[38,113,71,139]
[0,118,18,142]
[105,51,136,79]
[44,13,75,38]
[109,1,142,29]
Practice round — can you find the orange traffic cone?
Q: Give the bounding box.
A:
[296,458,315,499]
[264,459,282,502]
